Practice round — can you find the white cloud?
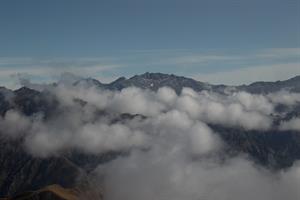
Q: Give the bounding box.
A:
[0,57,122,89]
[100,147,300,200]
[268,91,300,106]
[0,110,31,138]
[4,85,283,158]
[280,118,300,131]
[1,81,300,199]
[176,88,273,130]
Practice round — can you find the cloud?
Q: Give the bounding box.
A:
[1,80,300,199]
[25,120,148,157]
[188,122,221,155]
[22,85,226,157]
[3,83,299,157]
[1,47,300,88]
[280,118,300,131]
[176,88,273,130]
[268,91,300,106]
[100,146,300,200]
[0,110,31,138]
[0,57,121,89]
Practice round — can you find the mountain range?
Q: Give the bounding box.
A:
[0,73,300,200]
[73,72,300,93]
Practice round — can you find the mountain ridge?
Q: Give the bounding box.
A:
[4,72,300,94]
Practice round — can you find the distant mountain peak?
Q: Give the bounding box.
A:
[14,86,40,95]
[132,72,176,80]
[285,75,300,83]
[241,75,300,93]
[111,76,127,83]
[73,77,103,87]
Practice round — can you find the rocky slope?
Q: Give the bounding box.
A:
[2,185,79,200]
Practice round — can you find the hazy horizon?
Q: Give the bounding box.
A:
[0,0,299,87]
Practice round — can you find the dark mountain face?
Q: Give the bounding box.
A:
[105,72,209,93]
[212,125,300,169]
[70,72,209,93]
[73,78,104,88]
[0,134,108,199]
[0,89,13,116]
[0,73,300,199]
[238,76,300,94]
[0,135,83,196]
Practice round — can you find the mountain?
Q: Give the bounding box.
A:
[212,125,300,168]
[238,75,300,93]
[0,134,87,197]
[0,87,13,115]
[71,72,300,94]
[0,132,110,199]
[2,185,82,200]
[70,72,210,93]
[0,73,300,199]
[104,72,211,93]
[73,78,104,88]
[17,72,300,94]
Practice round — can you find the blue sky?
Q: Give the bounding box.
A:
[0,0,299,87]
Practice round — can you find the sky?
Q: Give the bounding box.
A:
[0,0,299,87]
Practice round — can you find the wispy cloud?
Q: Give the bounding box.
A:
[0,47,299,87]
[155,47,300,66]
[0,57,122,88]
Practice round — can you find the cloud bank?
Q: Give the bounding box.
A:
[0,83,300,200]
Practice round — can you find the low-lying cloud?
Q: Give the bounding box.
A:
[100,151,300,200]
[0,82,300,199]
[280,117,300,131]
